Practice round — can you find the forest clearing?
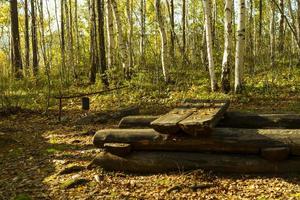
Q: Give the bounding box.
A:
[2,0,300,199]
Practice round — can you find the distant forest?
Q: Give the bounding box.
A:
[1,0,300,110]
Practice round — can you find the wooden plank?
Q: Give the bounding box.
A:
[93,128,300,156]
[93,151,300,174]
[179,101,230,136]
[150,108,194,134]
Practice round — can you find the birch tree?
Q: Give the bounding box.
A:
[234,0,246,93]
[111,0,130,78]
[106,0,115,69]
[203,0,217,92]
[221,0,233,93]
[126,0,134,73]
[155,0,169,82]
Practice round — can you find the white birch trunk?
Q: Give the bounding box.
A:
[234,0,246,93]
[203,0,217,92]
[126,0,134,72]
[111,0,129,78]
[155,0,169,82]
[221,0,233,93]
[106,0,115,69]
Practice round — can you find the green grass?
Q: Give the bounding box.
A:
[13,194,32,200]
[2,65,300,113]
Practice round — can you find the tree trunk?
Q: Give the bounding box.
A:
[140,0,146,67]
[111,0,130,78]
[10,0,23,78]
[212,0,217,46]
[248,0,254,74]
[297,0,300,41]
[170,0,175,66]
[270,1,276,68]
[126,0,134,78]
[106,0,115,69]
[201,29,208,71]
[97,0,109,86]
[234,0,246,93]
[89,0,97,84]
[182,0,186,63]
[259,0,263,37]
[24,0,30,72]
[256,0,263,66]
[221,0,233,93]
[31,0,38,76]
[75,0,80,71]
[61,0,66,81]
[203,0,217,92]
[68,0,76,79]
[279,0,285,51]
[155,0,169,82]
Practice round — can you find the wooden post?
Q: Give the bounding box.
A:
[82,97,90,110]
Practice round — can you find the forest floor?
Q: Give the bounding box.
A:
[2,98,300,200]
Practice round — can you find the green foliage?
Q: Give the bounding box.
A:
[13,194,32,200]
[46,148,61,154]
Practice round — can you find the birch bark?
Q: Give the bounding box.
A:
[221,0,233,93]
[203,0,217,92]
[234,0,246,93]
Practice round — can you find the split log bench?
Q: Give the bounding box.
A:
[93,128,300,156]
[92,128,300,173]
[118,112,300,129]
[91,100,300,174]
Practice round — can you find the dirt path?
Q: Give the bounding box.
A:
[1,110,300,200]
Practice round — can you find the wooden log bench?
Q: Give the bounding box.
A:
[93,128,300,156]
